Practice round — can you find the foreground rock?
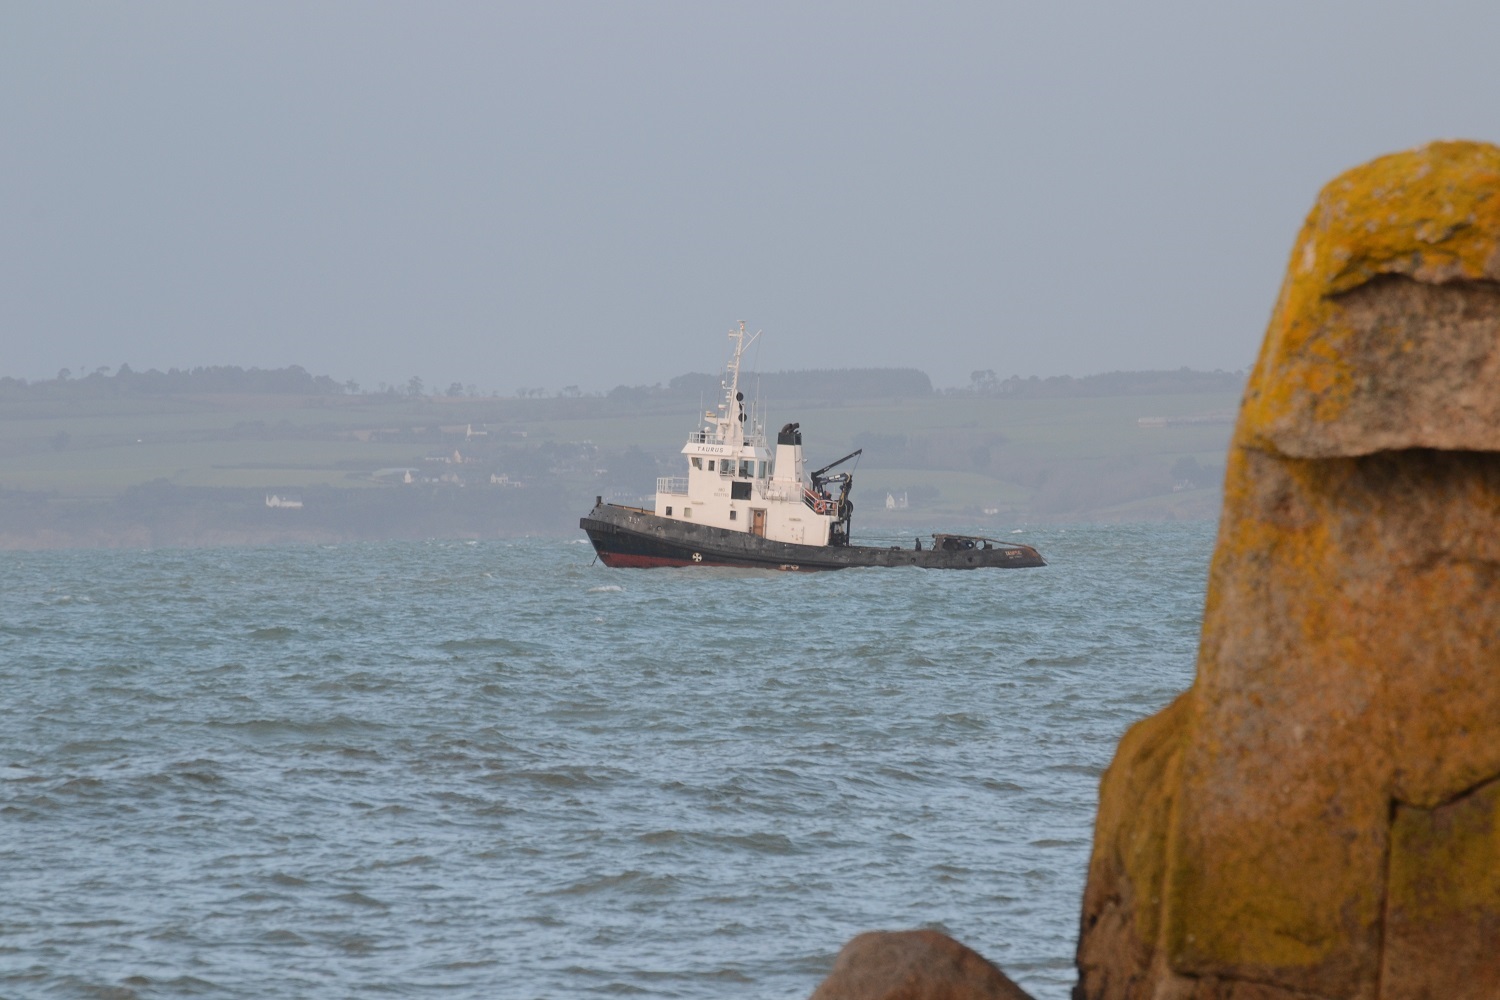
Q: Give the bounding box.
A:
[809,930,1034,1000]
[1077,140,1500,998]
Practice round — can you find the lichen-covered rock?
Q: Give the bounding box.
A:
[1076,140,1500,1000]
[809,930,1034,1000]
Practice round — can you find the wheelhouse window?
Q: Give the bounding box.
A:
[691,457,703,470]
[707,460,715,471]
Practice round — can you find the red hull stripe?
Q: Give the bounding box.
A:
[596,551,815,571]
[599,552,707,568]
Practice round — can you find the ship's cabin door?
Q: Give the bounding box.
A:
[750,508,766,538]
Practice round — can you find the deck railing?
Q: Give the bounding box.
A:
[803,488,835,516]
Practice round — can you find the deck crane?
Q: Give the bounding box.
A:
[808,448,862,545]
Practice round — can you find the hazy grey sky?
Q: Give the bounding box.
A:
[4,2,1498,393]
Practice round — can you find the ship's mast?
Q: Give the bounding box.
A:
[725,321,745,408]
[718,321,759,445]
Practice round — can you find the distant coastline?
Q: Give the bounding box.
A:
[0,364,1241,550]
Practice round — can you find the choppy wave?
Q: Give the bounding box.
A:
[0,523,1213,998]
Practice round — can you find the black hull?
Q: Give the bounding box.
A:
[580,503,1045,571]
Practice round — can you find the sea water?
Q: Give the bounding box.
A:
[1,522,1214,999]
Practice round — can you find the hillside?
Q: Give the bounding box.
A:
[0,366,1243,548]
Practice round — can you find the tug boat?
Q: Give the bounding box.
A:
[580,324,1046,571]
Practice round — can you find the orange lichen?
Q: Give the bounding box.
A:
[1382,779,1500,994]
[1077,140,1500,1000]
[1238,141,1500,458]
[1080,693,1191,958]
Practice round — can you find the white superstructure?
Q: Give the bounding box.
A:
[652,323,845,547]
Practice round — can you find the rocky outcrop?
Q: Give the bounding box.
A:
[809,930,1034,1000]
[1076,141,1500,999]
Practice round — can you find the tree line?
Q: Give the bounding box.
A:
[1,362,1248,405]
[961,368,1246,398]
[1,364,350,398]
